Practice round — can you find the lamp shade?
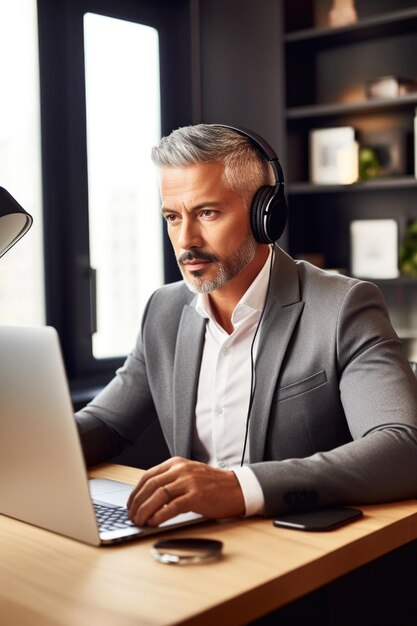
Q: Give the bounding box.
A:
[0,187,33,258]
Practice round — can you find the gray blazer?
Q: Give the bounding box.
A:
[76,246,417,516]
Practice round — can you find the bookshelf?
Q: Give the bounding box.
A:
[282,0,417,348]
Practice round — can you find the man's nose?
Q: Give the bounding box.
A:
[177,217,203,250]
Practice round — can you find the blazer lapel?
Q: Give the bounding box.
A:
[249,247,304,462]
[173,303,206,457]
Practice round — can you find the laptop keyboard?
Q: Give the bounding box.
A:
[93,501,137,533]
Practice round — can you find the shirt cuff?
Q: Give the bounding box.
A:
[231,466,265,517]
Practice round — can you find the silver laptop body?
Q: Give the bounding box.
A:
[0,325,202,545]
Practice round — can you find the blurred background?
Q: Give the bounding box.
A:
[1,0,416,410]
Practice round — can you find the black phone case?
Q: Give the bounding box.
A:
[273,506,363,531]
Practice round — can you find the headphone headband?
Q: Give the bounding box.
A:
[211,124,285,186]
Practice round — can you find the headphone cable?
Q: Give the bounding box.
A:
[240,245,275,467]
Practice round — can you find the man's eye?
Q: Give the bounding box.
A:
[165,214,178,223]
[201,209,214,218]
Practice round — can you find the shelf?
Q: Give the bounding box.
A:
[286,93,417,120]
[318,275,417,286]
[283,3,417,339]
[287,177,417,195]
[285,7,417,47]
[397,331,417,341]
[372,276,417,285]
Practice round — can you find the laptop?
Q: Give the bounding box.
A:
[0,325,204,545]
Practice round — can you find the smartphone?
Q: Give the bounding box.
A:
[273,506,363,531]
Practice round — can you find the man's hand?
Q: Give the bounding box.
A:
[127,457,246,526]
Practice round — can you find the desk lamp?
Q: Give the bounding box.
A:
[0,187,33,258]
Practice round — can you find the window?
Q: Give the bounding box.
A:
[0,0,44,325]
[84,13,162,358]
[36,0,191,386]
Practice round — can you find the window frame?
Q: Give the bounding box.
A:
[37,0,188,390]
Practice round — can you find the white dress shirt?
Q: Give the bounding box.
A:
[192,247,273,516]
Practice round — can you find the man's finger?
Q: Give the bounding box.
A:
[146,494,192,526]
[127,457,182,508]
[128,468,178,515]
[130,481,183,526]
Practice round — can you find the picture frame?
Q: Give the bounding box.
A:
[350,219,399,279]
[309,126,358,184]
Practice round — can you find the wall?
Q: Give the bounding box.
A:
[193,0,286,166]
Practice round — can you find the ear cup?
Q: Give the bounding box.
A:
[250,184,287,243]
[212,124,288,241]
[250,186,273,243]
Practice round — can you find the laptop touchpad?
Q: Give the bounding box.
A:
[89,478,135,507]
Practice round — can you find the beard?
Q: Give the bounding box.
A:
[177,231,257,294]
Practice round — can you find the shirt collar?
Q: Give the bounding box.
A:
[195,246,273,325]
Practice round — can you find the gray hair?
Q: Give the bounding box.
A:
[151,124,274,207]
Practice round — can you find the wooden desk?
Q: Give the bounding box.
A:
[1,463,417,626]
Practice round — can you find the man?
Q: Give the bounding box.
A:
[76,124,417,528]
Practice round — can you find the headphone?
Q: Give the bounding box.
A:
[213,124,288,243]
